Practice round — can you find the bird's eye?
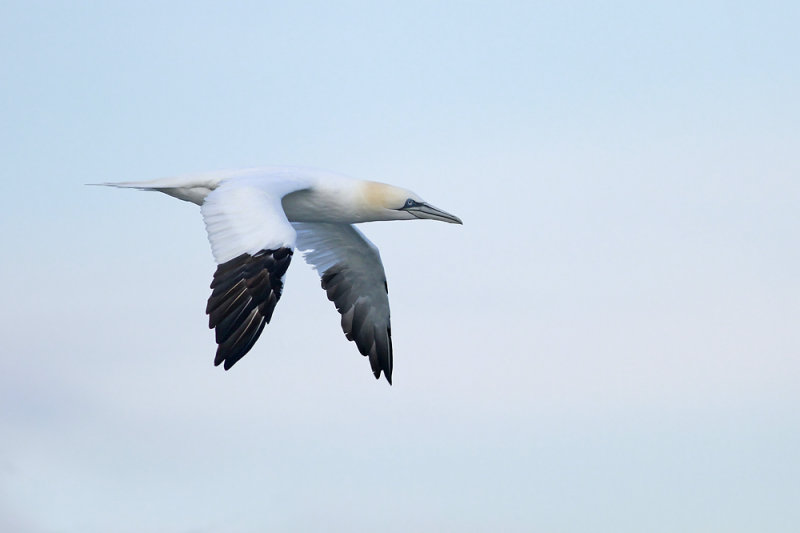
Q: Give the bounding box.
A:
[405,199,415,208]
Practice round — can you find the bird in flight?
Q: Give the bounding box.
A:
[99,167,462,383]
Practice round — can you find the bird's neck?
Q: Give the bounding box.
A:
[282,181,400,223]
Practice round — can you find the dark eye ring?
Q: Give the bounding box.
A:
[405,199,415,207]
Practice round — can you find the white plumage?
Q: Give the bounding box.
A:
[202,176,302,262]
[100,166,462,383]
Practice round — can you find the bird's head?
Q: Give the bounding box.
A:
[361,181,463,224]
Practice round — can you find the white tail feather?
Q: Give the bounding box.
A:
[88,172,234,204]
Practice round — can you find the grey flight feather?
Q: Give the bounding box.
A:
[294,222,393,383]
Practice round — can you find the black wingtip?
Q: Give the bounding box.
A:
[207,248,293,371]
[373,368,392,385]
[212,354,237,371]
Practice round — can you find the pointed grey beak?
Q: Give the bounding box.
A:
[406,203,463,224]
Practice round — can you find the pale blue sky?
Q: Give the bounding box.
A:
[1,1,799,532]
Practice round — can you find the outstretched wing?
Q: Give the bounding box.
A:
[294,222,393,383]
[201,176,309,370]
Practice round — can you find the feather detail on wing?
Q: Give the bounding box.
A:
[200,177,309,369]
[294,222,393,383]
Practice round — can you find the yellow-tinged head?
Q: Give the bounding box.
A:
[360,181,462,224]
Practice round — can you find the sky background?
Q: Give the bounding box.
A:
[1,1,799,532]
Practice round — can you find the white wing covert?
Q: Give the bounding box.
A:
[200,177,309,369]
[294,222,393,383]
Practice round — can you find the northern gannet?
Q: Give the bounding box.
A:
[100,167,462,383]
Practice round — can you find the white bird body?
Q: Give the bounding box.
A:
[101,166,461,383]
